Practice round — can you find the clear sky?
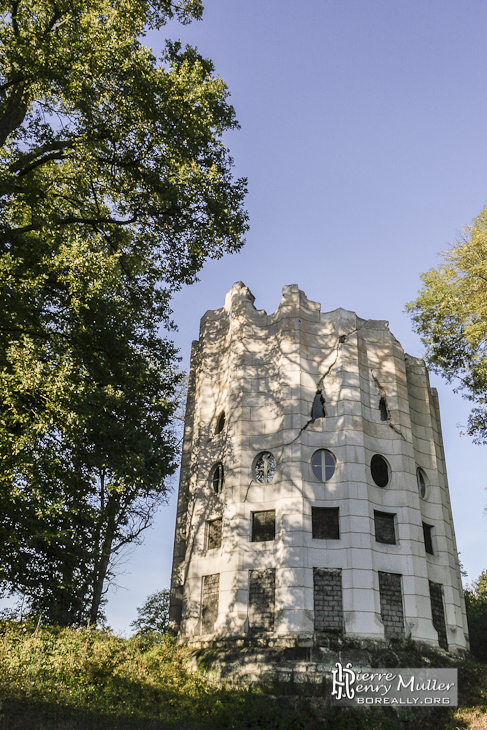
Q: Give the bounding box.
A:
[105,0,487,633]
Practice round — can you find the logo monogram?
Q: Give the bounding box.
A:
[331,662,356,700]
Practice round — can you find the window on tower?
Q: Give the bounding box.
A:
[254,452,277,483]
[311,449,336,482]
[211,463,224,494]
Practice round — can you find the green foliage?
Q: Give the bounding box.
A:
[0,621,485,730]
[406,203,487,443]
[465,570,487,662]
[131,588,170,635]
[0,0,248,624]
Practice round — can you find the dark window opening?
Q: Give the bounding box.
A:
[212,463,224,494]
[417,468,427,499]
[215,411,225,434]
[251,510,275,542]
[312,507,340,539]
[254,452,277,483]
[311,391,326,419]
[207,518,222,550]
[379,397,389,421]
[374,510,396,544]
[371,454,389,487]
[423,523,434,555]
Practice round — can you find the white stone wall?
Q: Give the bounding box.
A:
[169,283,469,652]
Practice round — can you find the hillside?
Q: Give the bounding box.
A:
[0,621,485,730]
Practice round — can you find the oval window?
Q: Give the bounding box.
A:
[371,454,389,487]
[311,449,336,482]
[417,467,427,499]
[254,452,276,483]
[211,462,224,494]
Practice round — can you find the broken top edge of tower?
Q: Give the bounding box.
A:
[196,281,409,353]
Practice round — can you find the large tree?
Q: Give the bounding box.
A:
[0,0,247,624]
[407,203,487,444]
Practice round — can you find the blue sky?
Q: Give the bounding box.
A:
[105,0,487,632]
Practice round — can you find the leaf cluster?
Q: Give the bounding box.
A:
[407,203,487,443]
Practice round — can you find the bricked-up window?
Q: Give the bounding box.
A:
[248,569,275,632]
[311,391,326,419]
[379,397,389,421]
[371,454,389,487]
[423,523,434,555]
[378,571,404,638]
[429,581,448,650]
[251,510,275,542]
[313,568,343,632]
[311,449,336,482]
[201,574,219,634]
[215,411,225,434]
[374,511,396,544]
[417,467,427,499]
[207,518,222,550]
[211,463,224,494]
[254,452,276,483]
[312,507,340,539]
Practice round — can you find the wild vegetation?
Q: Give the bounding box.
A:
[0,620,485,730]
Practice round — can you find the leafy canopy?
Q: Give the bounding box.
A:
[0,0,247,624]
[131,588,170,635]
[406,203,487,443]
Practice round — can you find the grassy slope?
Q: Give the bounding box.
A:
[0,622,485,730]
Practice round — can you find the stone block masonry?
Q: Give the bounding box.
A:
[201,574,219,634]
[378,571,404,638]
[249,569,275,632]
[313,568,343,632]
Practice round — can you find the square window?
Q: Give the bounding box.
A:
[251,510,275,542]
[312,507,340,539]
[207,518,222,550]
[423,522,434,555]
[374,510,396,545]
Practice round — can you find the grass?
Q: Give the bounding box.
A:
[0,621,485,729]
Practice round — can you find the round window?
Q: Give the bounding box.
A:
[311,449,336,482]
[254,452,276,483]
[371,454,389,487]
[417,467,427,499]
[211,462,224,494]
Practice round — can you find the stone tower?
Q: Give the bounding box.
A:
[169,283,468,653]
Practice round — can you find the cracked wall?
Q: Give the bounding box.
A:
[169,283,468,652]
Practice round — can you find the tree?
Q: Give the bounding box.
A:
[131,589,170,635]
[0,0,248,624]
[464,570,487,661]
[406,203,487,443]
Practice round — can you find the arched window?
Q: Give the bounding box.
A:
[254,452,277,483]
[215,411,225,434]
[211,463,224,494]
[417,467,427,499]
[311,391,326,419]
[311,449,336,482]
[379,397,389,421]
[371,454,390,487]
